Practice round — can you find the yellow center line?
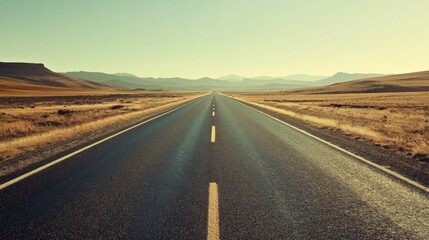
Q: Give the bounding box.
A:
[207,182,219,240]
[212,111,215,117]
[211,126,216,143]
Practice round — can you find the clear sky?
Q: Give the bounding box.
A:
[1,0,428,78]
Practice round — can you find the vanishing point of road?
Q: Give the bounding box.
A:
[1,92,428,239]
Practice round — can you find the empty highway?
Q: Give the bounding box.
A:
[0,92,428,239]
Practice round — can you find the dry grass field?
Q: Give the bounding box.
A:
[224,91,429,162]
[0,92,205,176]
[0,63,120,96]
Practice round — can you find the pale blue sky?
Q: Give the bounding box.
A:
[1,0,428,78]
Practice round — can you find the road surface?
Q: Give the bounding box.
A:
[1,92,428,239]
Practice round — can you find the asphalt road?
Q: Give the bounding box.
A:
[1,92,428,239]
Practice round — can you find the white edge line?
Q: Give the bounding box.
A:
[0,95,208,190]
[223,94,429,194]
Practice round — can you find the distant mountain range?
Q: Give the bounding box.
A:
[219,74,328,82]
[3,61,426,95]
[218,74,245,82]
[114,73,139,78]
[63,71,385,91]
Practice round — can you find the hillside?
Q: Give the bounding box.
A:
[64,71,345,91]
[0,63,118,95]
[65,71,390,91]
[64,71,245,90]
[315,72,385,85]
[66,70,427,93]
[289,70,429,94]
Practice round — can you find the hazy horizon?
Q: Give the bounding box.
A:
[1,0,428,78]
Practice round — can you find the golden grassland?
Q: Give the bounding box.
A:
[224,91,429,161]
[0,92,206,165]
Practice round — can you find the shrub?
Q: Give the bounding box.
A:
[37,121,62,127]
[110,105,124,110]
[57,109,72,115]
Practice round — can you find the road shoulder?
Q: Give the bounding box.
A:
[0,95,207,184]
[228,96,429,188]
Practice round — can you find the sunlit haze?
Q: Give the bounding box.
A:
[1,0,428,78]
